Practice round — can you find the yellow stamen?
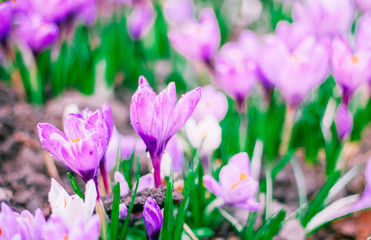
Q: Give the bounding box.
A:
[64,199,67,208]
[64,234,69,240]
[71,138,81,143]
[289,52,300,62]
[351,55,359,64]
[231,173,249,189]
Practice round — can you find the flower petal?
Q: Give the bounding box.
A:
[37,123,68,161]
[114,171,129,196]
[203,175,225,198]
[169,87,202,138]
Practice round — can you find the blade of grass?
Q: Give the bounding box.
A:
[67,172,84,200]
[174,171,194,239]
[110,182,121,240]
[301,170,340,227]
[161,180,174,240]
[120,173,140,240]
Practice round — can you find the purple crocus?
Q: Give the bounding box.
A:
[37,109,109,183]
[163,0,193,26]
[130,76,201,187]
[259,35,330,107]
[203,152,260,210]
[17,0,72,23]
[335,102,353,140]
[128,0,156,40]
[43,215,100,240]
[0,202,46,240]
[16,14,59,52]
[292,0,354,38]
[215,30,260,112]
[143,197,163,240]
[68,103,113,192]
[331,36,371,104]
[356,0,371,12]
[168,8,220,64]
[355,13,371,51]
[0,1,14,40]
[191,85,228,122]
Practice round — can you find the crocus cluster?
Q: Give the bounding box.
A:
[0,179,100,240]
[130,76,201,187]
[203,152,260,210]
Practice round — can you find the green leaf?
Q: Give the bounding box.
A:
[173,171,194,239]
[67,172,84,200]
[301,171,341,227]
[120,173,140,240]
[242,211,258,240]
[254,210,286,240]
[192,227,214,238]
[110,182,121,240]
[161,181,174,240]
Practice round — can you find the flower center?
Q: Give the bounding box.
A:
[231,173,248,189]
[289,52,300,63]
[351,55,359,64]
[71,138,81,143]
[64,234,69,240]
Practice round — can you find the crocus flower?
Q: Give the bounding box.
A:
[203,152,260,210]
[143,197,163,240]
[130,76,201,187]
[356,0,371,12]
[355,13,371,51]
[0,202,46,240]
[43,215,100,240]
[331,36,371,103]
[0,2,13,40]
[192,85,228,122]
[17,14,59,52]
[163,0,193,26]
[168,8,220,64]
[48,178,97,227]
[292,0,354,38]
[128,0,156,40]
[215,30,260,111]
[185,116,222,157]
[259,35,329,107]
[38,113,108,184]
[17,0,71,23]
[335,102,353,140]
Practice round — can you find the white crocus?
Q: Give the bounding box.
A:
[48,178,97,227]
[185,116,222,155]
